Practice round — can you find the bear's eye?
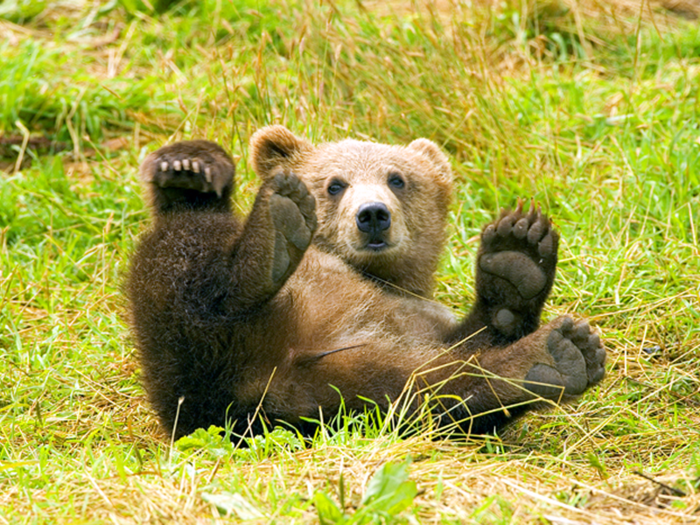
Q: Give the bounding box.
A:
[388,173,405,190]
[327,179,347,196]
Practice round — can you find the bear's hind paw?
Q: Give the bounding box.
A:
[141,140,234,198]
[523,316,605,399]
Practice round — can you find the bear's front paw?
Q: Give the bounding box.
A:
[141,140,234,197]
[269,171,317,284]
[523,316,605,399]
[476,201,559,338]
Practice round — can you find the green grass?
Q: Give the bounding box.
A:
[1,0,699,522]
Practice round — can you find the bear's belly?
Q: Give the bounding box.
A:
[385,296,457,340]
[260,249,457,354]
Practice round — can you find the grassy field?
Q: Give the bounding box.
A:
[1,0,699,522]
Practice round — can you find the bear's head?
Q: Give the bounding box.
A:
[250,126,453,297]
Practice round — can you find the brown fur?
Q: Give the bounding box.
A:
[250,126,453,297]
[127,128,606,439]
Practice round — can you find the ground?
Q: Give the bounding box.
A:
[0,0,699,523]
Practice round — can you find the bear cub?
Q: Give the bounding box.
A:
[127,127,605,439]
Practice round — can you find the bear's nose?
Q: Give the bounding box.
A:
[356,202,391,234]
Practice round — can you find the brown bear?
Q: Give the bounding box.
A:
[127,126,605,439]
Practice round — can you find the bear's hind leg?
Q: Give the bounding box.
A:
[140,140,235,214]
[455,315,605,432]
[270,315,604,435]
[521,316,605,399]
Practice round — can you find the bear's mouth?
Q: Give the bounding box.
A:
[360,233,394,252]
[350,234,396,254]
[366,239,389,251]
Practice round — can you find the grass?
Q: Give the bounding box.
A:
[1,0,699,522]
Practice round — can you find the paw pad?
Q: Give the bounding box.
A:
[480,252,546,300]
[478,201,559,303]
[524,316,605,399]
[268,172,317,284]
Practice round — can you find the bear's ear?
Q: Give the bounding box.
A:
[407,138,452,182]
[249,125,314,180]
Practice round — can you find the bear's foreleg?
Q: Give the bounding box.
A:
[130,142,318,437]
[229,170,318,308]
[449,202,559,347]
